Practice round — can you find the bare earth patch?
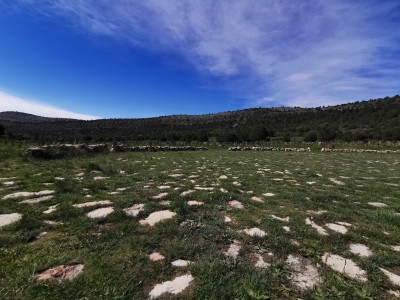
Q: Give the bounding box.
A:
[86,207,114,219]
[286,255,321,291]
[0,213,22,228]
[139,210,176,226]
[149,274,194,299]
[322,253,367,282]
[35,264,84,281]
[350,243,373,257]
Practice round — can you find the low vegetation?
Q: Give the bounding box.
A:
[1,144,400,299]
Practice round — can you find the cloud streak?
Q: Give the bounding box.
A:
[7,0,400,107]
[0,91,100,120]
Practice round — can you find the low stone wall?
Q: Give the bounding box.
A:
[321,148,399,153]
[111,145,208,152]
[228,146,311,152]
[26,144,108,159]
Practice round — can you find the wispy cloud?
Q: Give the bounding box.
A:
[0,91,100,120]
[7,0,400,107]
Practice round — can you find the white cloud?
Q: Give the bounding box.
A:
[7,0,400,107]
[0,91,100,120]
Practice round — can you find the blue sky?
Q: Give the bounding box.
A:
[0,1,399,119]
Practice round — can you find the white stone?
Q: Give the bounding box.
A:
[86,207,114,219]
[381,268,400,287]
[149,252,165,261]
[149,274,194,299]
[287,255,321,291]
[325,223,348,234]
[44,204,58,214]
[2,190,54,200]
[368,202,387,208]
[263,193,275,197]
[123,204,144,217]
[20,195,53,204]
[349,244,373,257]
[0,213,22,227]
[322,253,367,282]
[73,200,112,208]
[153,193,168,199]
[243,227,267,237]
[306,218,328,236]
[187,201,203,206]
[271,215,290,222]
[251,196,263,202]
[139,210,176,226]
[172,259,192,267]
[229,200,243,209]
[224,243,241,259]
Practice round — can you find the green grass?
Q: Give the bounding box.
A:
[0,147,400,299]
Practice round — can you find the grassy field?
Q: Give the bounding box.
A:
[1,146,400,299]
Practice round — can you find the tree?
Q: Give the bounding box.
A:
[304,132,317,142]
[0,124,4,137]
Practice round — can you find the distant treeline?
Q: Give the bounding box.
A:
[0,95,399,143]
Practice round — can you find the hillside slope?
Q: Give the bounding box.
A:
[1,95,399,142]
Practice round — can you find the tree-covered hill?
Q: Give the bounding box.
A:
[1,95,399,143]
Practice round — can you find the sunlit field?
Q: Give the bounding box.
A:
[1,146,400,299]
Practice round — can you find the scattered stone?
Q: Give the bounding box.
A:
[254,254,271,269]
[321,253,367,282]
[271,215,290,222]
[93,176,109,180]
[368,202,388,208]
[35,264,84,281]
[325,223,349,234]
[224,242,241,259]
[263,192,275,197]
[224,216,232,223]
[251,196,263,202]
[153,193,168,200]
[172,259,192,267]
[44,220,64,226]
[243,227,267,237]
[306,218,328,236]
[381,268,400,287]
[229,200,244,209]
[194,186,214,191]
[219,175,228,179]
[3,181,15,186]
[349,244,373,257]
[329,178,345,185]
[149,274,194,299]
[0,213,22,228]
[388,290,400,297]
[149,252,165,261]
[307,209,328,215]
[139,210,176,226]
[220,188,228,193]
[73,200,112,208]
[86,207,114,219]
[283,226,291,232]
[180,190,195,196]
[2,190,54,200]
[187,201,203,206]
[20,195,53,204]
[160,201,171,206]
[158,185,171,190]
[232,181,242,186]
[286,255,321,291]
[123,204,145,217]
[44,204,59,214]
[391,246,400,252]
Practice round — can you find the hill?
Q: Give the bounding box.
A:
[1,95,399,142]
